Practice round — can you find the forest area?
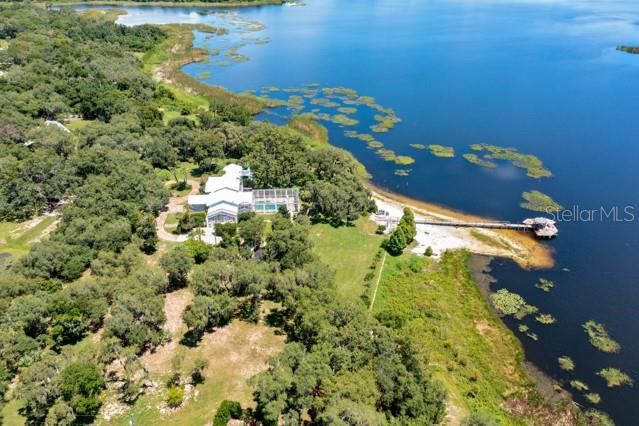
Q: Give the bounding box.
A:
[0,6,449,425]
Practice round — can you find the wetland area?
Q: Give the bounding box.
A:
[74,1,639,423]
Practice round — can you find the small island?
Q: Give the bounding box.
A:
[617,45,639,54]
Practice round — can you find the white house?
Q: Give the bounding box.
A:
[188,164,300,229]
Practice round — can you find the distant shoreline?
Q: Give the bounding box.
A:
[44,0,283,8]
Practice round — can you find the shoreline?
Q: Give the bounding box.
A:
[45,0,284,8]
[369,183,555,269]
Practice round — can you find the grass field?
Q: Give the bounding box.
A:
[309,218,383,301]
[372,251,532,424]
[0,216,57,257]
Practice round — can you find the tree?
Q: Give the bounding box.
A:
[60,363,104,418]
[191,357,209,384]
[424,246,433,257]
[160,245,194,289]
[385,227,407,256]
[213,400,243,426]
[137,214,158,254]
[183,294,238,335]
[238,215,265,251]
[265,226,314,269]
[44,400,76,426]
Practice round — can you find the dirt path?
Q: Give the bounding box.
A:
[156,180,200,243]
[141,289,193,374]
[368,251,387,311]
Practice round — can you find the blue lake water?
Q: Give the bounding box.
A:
[75,1,639,422]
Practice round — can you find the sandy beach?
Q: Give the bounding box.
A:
[370,187,554,269]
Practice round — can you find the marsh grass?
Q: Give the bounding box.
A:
[428,144,455,158]
[331,114,359,126]
[535,313,556,325]
[373,252,533,422]
[597,368,633,388]
[470,144,552,178]
[535,278,555,292]
[463,153,497,169]
[557,356,575,371]
[570,380,589,392]
[585,393,601,405]
[520,191,563,213]
[582,321,620,353]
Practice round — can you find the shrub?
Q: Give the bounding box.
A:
[166,386,185,408]
[424,246,433,257]
[213,400,242,426]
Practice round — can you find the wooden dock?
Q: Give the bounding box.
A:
[414,217,558,239]
[377,213,558,239]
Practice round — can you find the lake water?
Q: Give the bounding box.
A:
[75,1,639,423]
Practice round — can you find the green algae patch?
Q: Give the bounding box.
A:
[331,114,359,126]
[582,321,620,353]
[337,107,357,114]
[409,144,426,150]
[520,190,563,213]
[471,144,552,178]
[428,144,455,158]
[558,356,575,371]
[597,368,633,388]
[463,153,497,169]
[535,278,555,292]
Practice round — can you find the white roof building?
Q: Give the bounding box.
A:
[188,164,300,229]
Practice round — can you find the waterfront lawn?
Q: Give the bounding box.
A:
[309,218,384,300]
[373,251,532,424]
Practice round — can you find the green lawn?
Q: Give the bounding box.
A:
[309,218,383,300]
[0,216,57,256]
[1,399,25,425]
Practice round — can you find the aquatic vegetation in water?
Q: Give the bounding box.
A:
[462,153,497,169]
[582,321,620,353]
[520,190,563,213]
[337,107,357,114]
[409,144,426,150]
[570,380,589,392]
[394,156,415,165]
[526,332,539,341]
[558,356,575,371]
[331,114,359,126]
[310,98,340,108]
[471,144,552,178]
[371,114,401,133]
[470,143,484,151]
[367,141,384,148]
[535,313,556,325]
[617,45,639,54]
[535,278,555,292]
[308,83,320,88]
[394,169,411,176]
[428,144,455,158]
[518,324,529,333]
[217,61,231,67]
[597,368,633,388]
[197,71,212,78]
[585,393,601,405]
[376,148,398,162]
[490,289,537,319]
